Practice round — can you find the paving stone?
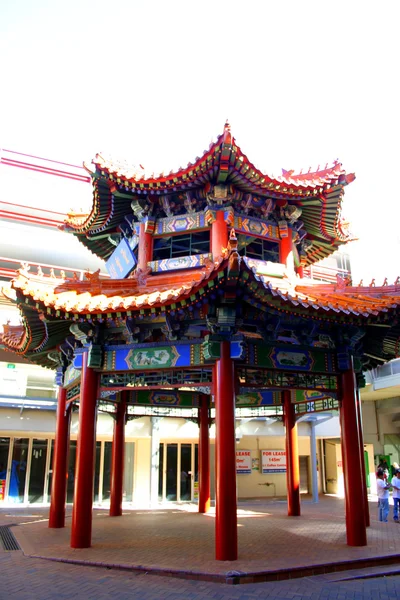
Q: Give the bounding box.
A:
[0,497,400,599]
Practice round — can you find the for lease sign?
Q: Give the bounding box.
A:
[236,450,252,474]
[261,450,286,473]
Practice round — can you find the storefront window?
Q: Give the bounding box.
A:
[48,440,54,502]
[158,443,164,500]
[123,442,134,503]
[0,438,10,502]
[9,438,29,502]
[102,441,112,501]
[180,444,191,501]
[67,440,77,503]
[166,444,178,501]
[93,442,101,502]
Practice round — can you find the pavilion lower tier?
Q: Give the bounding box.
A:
[49,342,369,560]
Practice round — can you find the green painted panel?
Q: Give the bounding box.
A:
[135,390,198,407]
[249,343,336,374]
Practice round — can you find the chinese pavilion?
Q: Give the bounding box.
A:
[2,123,400,561]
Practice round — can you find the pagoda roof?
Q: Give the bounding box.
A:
[0,304,72,369]
[62,123,355,265]
[3,240,400,369]
[8,263,400,321]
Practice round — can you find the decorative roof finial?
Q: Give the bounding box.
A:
[223,120,232,144]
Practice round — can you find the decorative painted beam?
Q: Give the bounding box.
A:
[155,212,207,235]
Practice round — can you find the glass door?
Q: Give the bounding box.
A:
[93,442,101,503]
[9,438,29,503]
[158,443,164,501]
[180,444,192,501]
[67,440,77,503]
[102,441,113,502]
[158,443,198,502]
[166,444,178,501]
[47,439,55,504]
[28,439,48,503]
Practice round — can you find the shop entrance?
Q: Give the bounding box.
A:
[0,437,51,504]
[158,442,198,502]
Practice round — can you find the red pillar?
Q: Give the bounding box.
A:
[110,392,127,517]
[49,387,71,528]
[70,352,98,548]
[279,230,292,265]
[283,390,300,516]
[198,395,210,514]
[138,221,153,271]
[340,365,367,546]
[215,341,237,561]
[211,211,228,260]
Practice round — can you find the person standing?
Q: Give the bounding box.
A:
[391,468,400,523]
[376,468,392,522]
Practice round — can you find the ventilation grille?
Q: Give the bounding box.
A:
[0,525,20,551]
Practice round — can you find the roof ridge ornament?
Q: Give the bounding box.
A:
[222,120,232,144]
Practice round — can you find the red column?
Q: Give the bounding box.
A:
[279,230,292,265]
[110,392,127,517]
[198,395,210,514]
[215,341,237,561]
[283,390,300,516]
[71,352,98,548]
[138,221,153,271]
[49,387,71,528]
[211,211,228,260]
[340,365,367,546]
[356,388,370,526]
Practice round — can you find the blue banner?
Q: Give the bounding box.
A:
[106,237,136,279]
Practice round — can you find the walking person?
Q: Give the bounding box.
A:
[376,468,392,522]
[391,468,400,523]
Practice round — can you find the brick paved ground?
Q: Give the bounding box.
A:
[1,494,399,587]
[1,549,400,599]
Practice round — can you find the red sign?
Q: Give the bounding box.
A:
[261,450,286,473]
[236,450,252,474]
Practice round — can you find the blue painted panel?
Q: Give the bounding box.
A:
[106,237,136,279]
[231,340,246,360]
[113,343,193,370]
[72,353,83,370]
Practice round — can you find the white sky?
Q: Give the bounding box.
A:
[0,0,399,283]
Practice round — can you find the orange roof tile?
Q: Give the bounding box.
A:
[8,255,400,324]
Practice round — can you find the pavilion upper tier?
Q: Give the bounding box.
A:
[62,123,355,266]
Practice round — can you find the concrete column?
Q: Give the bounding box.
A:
[310,420,319,503]
[356,388,370,526]
[150,417,162,506]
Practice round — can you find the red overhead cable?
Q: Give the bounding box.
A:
[0,210,64,227]
[1,156,90,184]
